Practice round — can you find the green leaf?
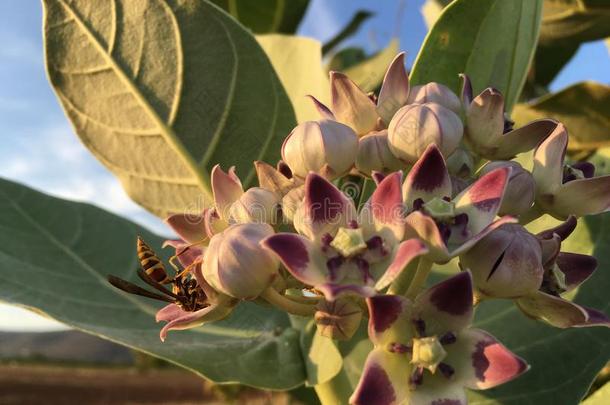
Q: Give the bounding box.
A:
[256,35,330,123]
[338,39,400,92]
[0,177,305,389]
[530,43,579,88]
[468,213,610,404]
[209,0,310,34]
[411,0,543,112]
[297,320,343,386]
[43,0,296,218]
[513,81,610,153]
[539,0,610,46]
[584,381,610,405]
[321,10,374,56]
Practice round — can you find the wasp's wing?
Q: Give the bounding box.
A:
[136,268,186,302]
[107,275,174,303]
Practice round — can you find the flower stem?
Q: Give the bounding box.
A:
[260,287,317,316]
[405,258,433,299]
[314,368,353,405]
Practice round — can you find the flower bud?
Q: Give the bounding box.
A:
[407,82,462,114]
[315,298,363,341]
[282,119,358,180]
[460,224,543,298]
[355,130,404,175]
[388,103,463,164]
[203,223,279,299]
[281,185,305,223]
[229,187,280,225]
[479,161,535,216]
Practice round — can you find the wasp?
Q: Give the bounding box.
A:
[107,237,206,312]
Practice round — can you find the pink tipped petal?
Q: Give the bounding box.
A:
[366,295,414,345]
[403,144,452,208]
[449,216,517,257]
[298,173,356,238]
[377,52,409,124]
[363,171,405,241]
[578,307,610,327]
[516,291,588,328]
[405,211,451,263]
[454,167,510,235]
[350,349,407,405]
[536,215,577,241]
[375,239,428,291]
[162,240,203,268]
[211,165,243,218]
[204,208,227,238]
[330,71,379,135]
[414,272,474,336]
[261,233,327,287]
[459,73,473,106]
[556,252,597,291]
[372,171,386,185]
[452,329,528,390]
[306,95,335,120]
[156,304,185,323]
[498,119,559,159]
[158,304,233,342]
[555,175,610,218]
[165,212,207,244]
[533,123,568,196]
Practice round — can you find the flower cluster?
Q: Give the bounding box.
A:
[110,53,610,404]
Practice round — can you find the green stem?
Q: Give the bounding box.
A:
[260,287,316,317]
[405,258,433,299]
[314,367,353,405]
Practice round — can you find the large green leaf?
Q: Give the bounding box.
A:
[468,213,610,404]
[411,0,543,112]
[209,0,309,34]
[43,0,296,218]
[513,81,610,153]
[0,178,305,389]
[257,35,330,123]
[539,0,610,46]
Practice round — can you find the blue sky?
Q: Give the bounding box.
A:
[0,0,608,331]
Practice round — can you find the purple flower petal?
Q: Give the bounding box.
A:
[459,73,473,106]
[377,52,409,125]
[516,291,588,328]
[452,329,528,390]
[578,307,610,327]
[254,160,293,196]
[405,211,451,263]
[497,119,559,159]
[414,272,474,336]
[350,349,406,405]
[211,165,243,219]
[556,252,597,291]
[555,175,610,218]
[403,144,452,209]
[157,303,233,342]
[162,240,203,268]
[449,216,517,257]
[375,239,428,291]
[454,167,510,235]
[165,212,207,245]
[261,233,328,287]
[536,215,577,241]
[331,71,379,135]
[306,94,335,120]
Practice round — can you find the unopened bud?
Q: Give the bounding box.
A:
[480,161,535,216]
[407,82,462,114]
[203,223,279,299]
[315,299,362,341]
[388,103,463,164]
[461,224,543,298]
[229,187,280,225]
[282,119,358,180]
[355,130,404,176]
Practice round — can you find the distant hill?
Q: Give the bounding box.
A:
[0,330,133,364]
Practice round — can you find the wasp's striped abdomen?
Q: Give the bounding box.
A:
[137,237,171,284]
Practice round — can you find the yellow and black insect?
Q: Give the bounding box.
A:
[107,237,206,312]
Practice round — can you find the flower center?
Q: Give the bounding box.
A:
[330,227,367,257]
[413,197,470,245]
[411,336,447,373]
